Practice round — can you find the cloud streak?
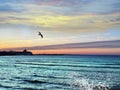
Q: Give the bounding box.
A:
[0,14,120,32]
[2,40,120,51]
[0,0,120,15]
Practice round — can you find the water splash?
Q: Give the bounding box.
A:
[70,72,110,90]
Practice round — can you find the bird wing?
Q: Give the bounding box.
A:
[38,32,43,38]
[38,32,41,35]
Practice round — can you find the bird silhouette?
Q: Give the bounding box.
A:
[38,32,43,38]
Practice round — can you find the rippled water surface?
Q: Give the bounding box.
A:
[0,55,120,90]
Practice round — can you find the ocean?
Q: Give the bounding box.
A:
[0,55,120,90]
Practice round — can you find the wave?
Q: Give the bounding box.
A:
[24,79,70,86]
[15,62,120,69]
[33,74,69,79]
[23,79,120,90]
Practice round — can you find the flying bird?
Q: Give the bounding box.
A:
[38,32,43,38]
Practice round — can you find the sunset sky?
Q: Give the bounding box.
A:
[0,0,120,55]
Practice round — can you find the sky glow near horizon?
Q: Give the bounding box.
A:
[0,0,120,54]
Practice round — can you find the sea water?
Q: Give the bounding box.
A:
[0,55,120,90]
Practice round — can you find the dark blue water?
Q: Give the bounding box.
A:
[0,55,120,90]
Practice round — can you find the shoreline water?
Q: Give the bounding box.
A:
[0,55,120,90]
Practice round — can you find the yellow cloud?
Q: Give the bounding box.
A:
[1,13,120,32]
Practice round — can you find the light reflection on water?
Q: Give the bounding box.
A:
[0,55,120,90]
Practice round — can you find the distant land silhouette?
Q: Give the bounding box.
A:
[0,49,33,56]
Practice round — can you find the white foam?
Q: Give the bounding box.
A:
[69,72,110,90]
